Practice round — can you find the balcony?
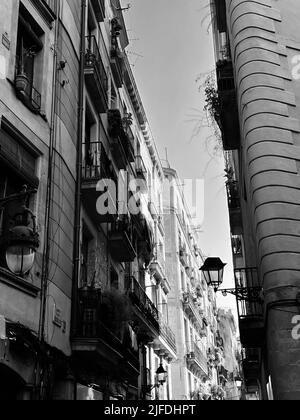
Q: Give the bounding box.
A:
[158,314,177,355]
[150,245,166,281]
[226,181,243,235]
[90,0,105,22]
[126,276,160,336]
[111,45,124,88]
[186,342,208,377]
[135,155,147,181]
[109,216,136,262]
[81,142,118,224]
[14,75,41,114]
[182,291,203,326]
[242,348,261,391]
[179,246,189,268]
[217,60,240,150]
[134,214,155,267]
[85,36,108,113]
[107,109,135,169]
[235,268,264,348]
[73,288,140,375]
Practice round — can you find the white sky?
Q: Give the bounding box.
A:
[123,0,238,314]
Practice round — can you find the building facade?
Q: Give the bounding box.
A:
[217,309,241,401]
[0,0,239,401]
[0,0,179,400]
[0,0,75,400]
[211,0,300,400]
[163,166,223,400]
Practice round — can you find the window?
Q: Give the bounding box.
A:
[15,4,44,112]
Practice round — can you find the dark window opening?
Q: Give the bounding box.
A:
[15,4,44,112]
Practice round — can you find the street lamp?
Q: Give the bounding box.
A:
[0,186,39,276]
[200,258,226,292]
[156,362,168,386]
[144,361,168,395]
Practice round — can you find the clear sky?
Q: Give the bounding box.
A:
[123,0,237,313]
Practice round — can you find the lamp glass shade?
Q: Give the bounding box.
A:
[200,258,226,291]
[6,245,35,276]
[156,364,167,385]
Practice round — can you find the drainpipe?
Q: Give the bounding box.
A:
[39,1,60,342]
[71,0,87,338]
[36,0,61,400]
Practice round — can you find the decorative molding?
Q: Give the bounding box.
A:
[29,0,57,27]
[0,268,40,298]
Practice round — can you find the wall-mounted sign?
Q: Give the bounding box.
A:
[2,33,10,50]
[53,305,67,334]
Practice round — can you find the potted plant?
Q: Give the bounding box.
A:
[100,289,132,339]
[15,42,36,93]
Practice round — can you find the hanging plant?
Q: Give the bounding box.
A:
[99,289,132,339]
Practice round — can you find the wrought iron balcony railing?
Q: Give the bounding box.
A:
[234,268,263,319]
[74,288,140,370]
[186,342,208,376]
[216,59,235,92]
[85,35,108,112]
[136,155,147,180]
[182,291,204,326]
[82,141,116,182]
[109,216,136,262]
[226,181,240,210]
[75,288,102,338]
[85,35,108,89]
[126,276,159,331]
[14,70,41,113]
[220,269,265,348]
[107,109,135,169]
[158,314,176,354]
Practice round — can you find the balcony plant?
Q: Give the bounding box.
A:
[211,385,226,400]
[15,43,36,93]
[99,289,132,339]
[122,113,133,131]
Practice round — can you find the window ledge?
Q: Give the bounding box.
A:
[0,268,40,298]
[29,0,57,27]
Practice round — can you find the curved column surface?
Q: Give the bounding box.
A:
[228,0,300,399]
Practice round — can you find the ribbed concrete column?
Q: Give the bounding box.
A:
[227,0,300,399]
